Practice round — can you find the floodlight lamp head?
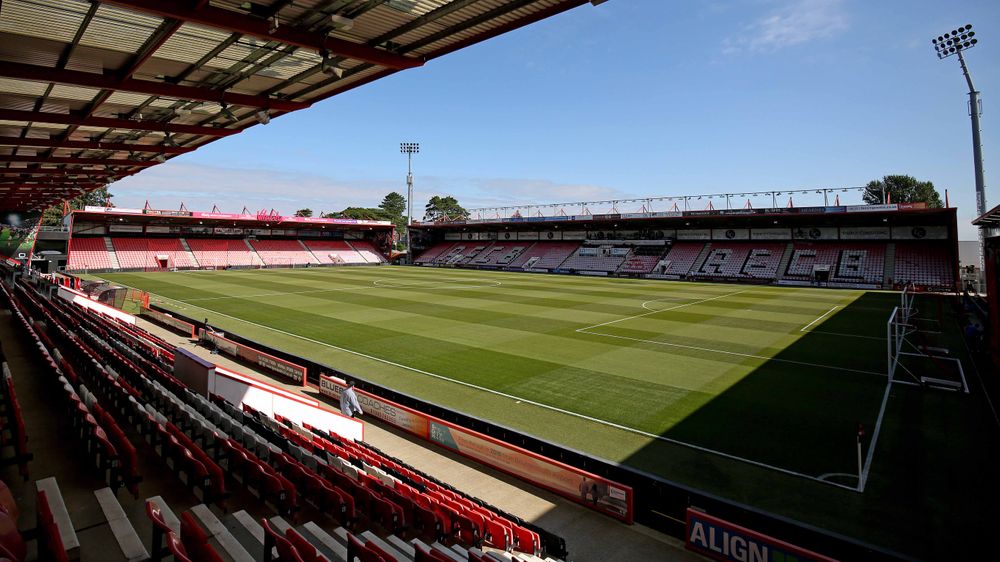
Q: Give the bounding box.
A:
[932,23,977,58]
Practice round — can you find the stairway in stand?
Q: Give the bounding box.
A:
[103,236,121,269]
[179,238,200,268]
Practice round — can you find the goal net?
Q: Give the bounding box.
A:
[887,290,967,393]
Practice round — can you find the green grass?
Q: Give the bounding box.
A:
[98,266,998,558]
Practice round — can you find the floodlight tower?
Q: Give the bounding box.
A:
[400,142,419,258]
[932,24,986,266]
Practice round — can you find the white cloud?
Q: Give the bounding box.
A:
[723,0,849,54]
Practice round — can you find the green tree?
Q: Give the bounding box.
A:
[862,175,943,208]
[294,208,313,217]
[40,185,114,226]
[424,195,467,221]
[325,207,394,221]
[379,192,406,217]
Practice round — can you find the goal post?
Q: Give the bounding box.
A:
[899,282,916,324]
[886,293,967,393]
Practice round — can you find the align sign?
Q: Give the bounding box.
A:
[686,509,837,562]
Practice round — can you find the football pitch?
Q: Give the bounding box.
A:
[97,266,998,556]
[101,266,890,480]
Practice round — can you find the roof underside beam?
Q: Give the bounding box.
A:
[100,0,424,70]
[0,61,309,111]
[0,182,105,189]
[0,169,115,177]
[0,109,238,137]
[0,155,156,167]
[0,135,194,154]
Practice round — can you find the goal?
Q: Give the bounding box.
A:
[887,287,967,393]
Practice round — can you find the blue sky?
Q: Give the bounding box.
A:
[113,0,1000,240]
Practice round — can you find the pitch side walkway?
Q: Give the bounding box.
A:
[136,317,703,562]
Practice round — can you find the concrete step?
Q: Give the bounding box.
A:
[298,522,348,562]
[223,511,265,562]
[94,487,149,562]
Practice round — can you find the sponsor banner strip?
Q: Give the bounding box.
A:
[319,374,634,523]
[201,329,306,385]
[686,508,838,562]
[141,306,196,338]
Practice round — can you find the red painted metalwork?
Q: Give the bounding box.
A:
[101,0,423,70]
[0,136,193,154]
[0,109,239,136]
[0,61,309,110]
[0,155,156,167]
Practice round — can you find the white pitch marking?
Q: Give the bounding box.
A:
[800,305,839,332]
[582,289,750,331]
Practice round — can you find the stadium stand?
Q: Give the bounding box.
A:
[617,249,665,274]
[0,275,566,562]
[694,243,785,280]
[186,239,265,268]
[112,238,198,269]
[473,244,533,267]
[414,242,458,264]
[303,240,369,265]
[560,246,629,273]
[67,237,113,271]
[350,241,389,264]
[250,239,321,266]
[506,242,581,270]
[660,242,707,276]
[893,243,954,289]
[783,243,886,285]
[434,244,472,265]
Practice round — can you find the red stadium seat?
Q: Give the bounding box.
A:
[261,519,302,562]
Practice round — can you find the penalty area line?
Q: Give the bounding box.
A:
[801,305,838,332]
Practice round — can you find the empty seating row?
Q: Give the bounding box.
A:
[693,243,785,280]
[186,238,264,268]
[112,238,197,269]
[0,345,30,480]
[659,242,705,276]
[303,240,368,265]
[3,283,137,493]
[250,239,320,266]
[67,237,113,270]
[617,253,662,274]
[507,242,581,270]
[784,243,886,284]
[351,241,389,264]
[414,242,457,264]
[560,247,628,273]
[893,243,953,289]
[474,245,532,267]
